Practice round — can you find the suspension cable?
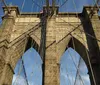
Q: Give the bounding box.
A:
[12,1,29,84]
[67,47,85,85]
[67,36,85,85]
[67,5,75,84]
[21,0,26,11]
[60,65,72,85]
[57,0,100,43]
[1,0,10,13]
[74,57,82,85]
[80,30,97,85]
[13,59,23,85]
[59,0,69,8]
[72,1,97,84]
[71,35,85,85]
[93,0,100,11]
[22,57,29,85]
[13,38,29,85]
[58,17,100,43]
[31,0,42,8]
[58,0,92,84]
[57,0,60,5]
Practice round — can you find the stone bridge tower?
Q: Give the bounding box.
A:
[0,5,100,85]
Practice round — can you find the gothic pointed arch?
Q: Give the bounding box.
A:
[11,36,43,85]
[60,47,91,85]
[62,36,96,85]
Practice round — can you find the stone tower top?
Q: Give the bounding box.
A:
[2,6,20,18]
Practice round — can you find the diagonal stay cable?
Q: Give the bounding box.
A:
[31,0,42,8]
[66,47,85,85]
[60,65,72,85]
[59,0,69,8]
[56,23,82,44]
[46,23,83,49]
[79,28,100,42]
[70,0,97,83]
[13,38,29,85]
[71,35,85,85]
[74,57,83,85]
[80,28,97,85]
[58,17,100,43]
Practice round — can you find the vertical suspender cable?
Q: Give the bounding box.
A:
[52,0,55,13]
[1,0,10,13]
[71,35,85,85]
[12,0,29,84]
[21,0,25,11]
[74,57,82,85]
[80,30,97,85]
[39,0,48,85]
[72,0,97,84]
[46,0,49,15]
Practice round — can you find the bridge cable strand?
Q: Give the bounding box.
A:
[45,19,96,85]
[54,3,100,84]
[72,0,79,22]
[88,0,100,18]
[22,39,30,85]
[20,38,29,85]
[15,0,26,30]
[1,0,10,13]
[55,5,85,83]
[9,10,50,49]
[57,0,60,5]
[56,0,97,84]
[64,4,78,84]
[12,39,28,85]
[72,35,80,85]
[93,0,100,11]
[15,38,29,85]
[71,35,85,85]
[57,17,100,43]
[68,11,76,84]
[74,57,82,85]
[59,11,72,84]
[57,34,85,85]
[21,0,25,11]
[31,0,42,9]
[18,0,41,79]
[59,0,69,8]
[66,4,76,84]
[57,0,100,44]
[12,0,29,84]
[72,0,97,84]
[57,0,100,43]
[14,1,37,84]
[41,0,44,6]
[40,12,98,85]
[66,36,85,85]
[13,59,23,84]
[61,64,72,85]
[80,25,97,85]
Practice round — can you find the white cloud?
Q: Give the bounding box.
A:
[12,75,28,85]
[12,75,37,85]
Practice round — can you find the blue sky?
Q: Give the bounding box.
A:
[0,0,99,13]
[0,0,99,23]
[12,47,90,85]
[0,0,98,85]
[12,48,43,85]
[60,48,90,85]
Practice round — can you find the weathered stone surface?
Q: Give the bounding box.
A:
[0,6,100,85]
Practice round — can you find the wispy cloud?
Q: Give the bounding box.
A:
[12,75,27,85]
